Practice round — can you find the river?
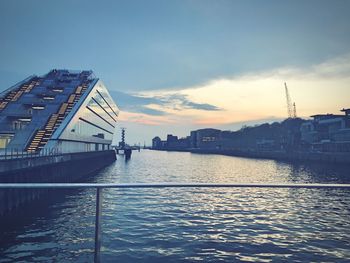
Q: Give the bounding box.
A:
[1,150,350,262]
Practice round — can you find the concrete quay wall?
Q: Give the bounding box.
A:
[190,149,350,164]
[0,150,116,215]
[151,147,350,164]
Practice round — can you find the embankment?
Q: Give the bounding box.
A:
[190,149,350,164]
[152,148,350,164]
[0,150,116,215]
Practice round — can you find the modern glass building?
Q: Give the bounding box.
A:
[0,69,119,153]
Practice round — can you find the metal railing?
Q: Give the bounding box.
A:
[0,148,113,160]
[0,148,60,160]
[1,182,350,262]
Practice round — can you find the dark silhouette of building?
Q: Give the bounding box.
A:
[152,134,190,150]
[300,108,350,152]
[190,128,221,149]
[152,107,350,154]
[152,136,162,149]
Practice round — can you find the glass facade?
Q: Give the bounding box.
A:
[0,134,13,149]
[96,87,119,118]
[57,80,119,150]
[86,97,116,129]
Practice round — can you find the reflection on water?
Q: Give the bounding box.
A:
[0,150,350,262]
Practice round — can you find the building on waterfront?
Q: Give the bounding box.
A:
[190,128,222,149]
[152,108,350,154]
[174,137,191,149]
[152,134,190,150]
[152,136,162,149]
[166,134,178,146]
[190,130,198,148]
[0,69,119,154]
[300,108,350,152]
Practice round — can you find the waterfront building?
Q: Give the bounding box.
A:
[0,69,119,154]
[256,139,276,151]
[177,137,191,149]
[190,128,222,149]
[300,108,350,152]
[190,130,198,148]
[152,136,162,149]
[167,134,178,145]
[153,109,350,154]
[152,135,190,150]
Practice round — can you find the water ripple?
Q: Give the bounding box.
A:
[1,150,350,262]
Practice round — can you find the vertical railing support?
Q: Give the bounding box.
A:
[94,187,103,263]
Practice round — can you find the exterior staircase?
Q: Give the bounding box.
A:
[26,82,89,153]
[0,78,40,112]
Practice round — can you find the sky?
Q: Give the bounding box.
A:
[0,0,350,145]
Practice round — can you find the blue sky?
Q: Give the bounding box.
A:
[1,0,350,144]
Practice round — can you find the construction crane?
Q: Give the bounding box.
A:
[292,102,297,119]
[284,82,297,118]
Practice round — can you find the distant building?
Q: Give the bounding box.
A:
[152,108,350,154]
[166,134,178,147]
[256,139,276,151]
[300,108,350,152]
[176,136,191,149]
[152,134,190,150]
[152,136,162,149]
[0,69,119,153]
[166,134,190,149]
[190,130,198,148]
[190,128,222,149]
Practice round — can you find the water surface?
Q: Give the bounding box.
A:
[1,150,349,262]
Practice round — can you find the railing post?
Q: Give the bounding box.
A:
[94,187,103,263]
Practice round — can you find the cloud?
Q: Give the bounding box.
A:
[138,53,350,125]
[153,93,222,111]
[109,90,166,116]
[109,90,222,116]
[118,111,175,126]
[216,117,285,131]
[310,53,350,78]
[115,52,350,126]
[112,53,350,146]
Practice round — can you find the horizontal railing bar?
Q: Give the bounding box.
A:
[1,181,349,262]
[0,183,350,189]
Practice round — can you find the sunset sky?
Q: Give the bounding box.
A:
[1,0,350,144]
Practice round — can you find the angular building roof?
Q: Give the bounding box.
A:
[0,70,119,153]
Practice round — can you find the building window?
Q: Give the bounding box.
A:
[202,136,216,142]
[32,105,45,110]
[43,95,55,100]
[0,134,13,149]
[52,88,63,92]
[13,121,22,130]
